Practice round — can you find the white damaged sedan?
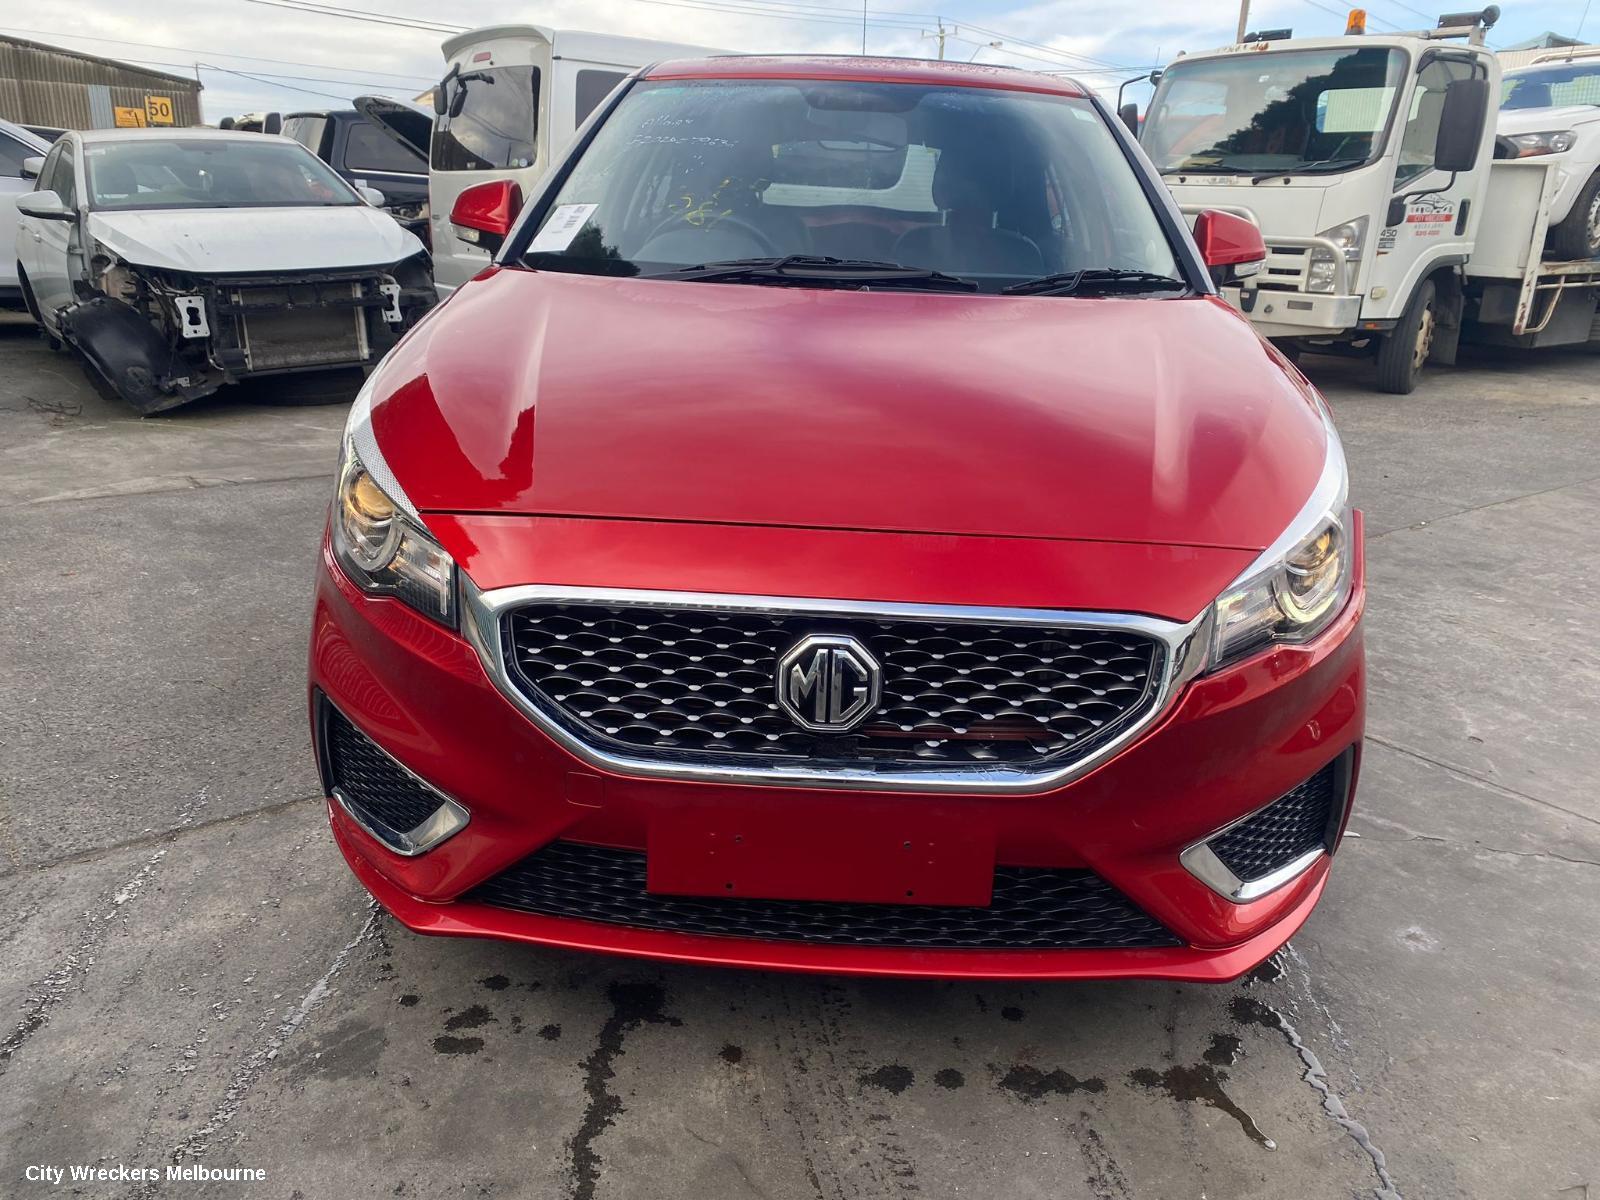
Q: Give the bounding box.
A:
[14,128,435,413]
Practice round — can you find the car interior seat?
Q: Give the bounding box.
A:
[892,144,1045,277]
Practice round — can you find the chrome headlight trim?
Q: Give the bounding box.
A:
[344,368,419,522]
[1205,401,1352,670]
[332,371,457,627]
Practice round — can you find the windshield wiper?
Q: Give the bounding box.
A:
[1251,159,1366,185]
[1161,164,1254,176]
[1001,269,1188,298]
[650,255,978,292]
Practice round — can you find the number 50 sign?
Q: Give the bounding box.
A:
[144,95,175,125]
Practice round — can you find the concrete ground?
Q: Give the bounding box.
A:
[1,309,1596,1200]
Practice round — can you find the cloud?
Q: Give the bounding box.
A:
[20,0,1575,119]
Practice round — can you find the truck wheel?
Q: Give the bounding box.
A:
[1546,171,1600,261]
[1375,279,1436,395]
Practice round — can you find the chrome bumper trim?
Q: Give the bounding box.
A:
[460,579,1211,794]
[1180,749,1354,903]
[318,697,470,856]
[1180,842,1326,903]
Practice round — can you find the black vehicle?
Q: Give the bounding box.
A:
[279,108,430,244]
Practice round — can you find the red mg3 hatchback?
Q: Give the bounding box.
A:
[309,56,1364,980]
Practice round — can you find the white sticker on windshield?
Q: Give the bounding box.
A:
[528,203,598,253]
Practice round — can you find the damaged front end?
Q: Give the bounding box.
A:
[61,250,436,415]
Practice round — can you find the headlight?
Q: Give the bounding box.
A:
[1317,217,1367,259]
[330,376,457,626]
[1206,407,1353,669]
[1307,217,1365,294]
[1506,130,1577,157]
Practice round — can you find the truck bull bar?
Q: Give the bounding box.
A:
[1177,204,1354,299]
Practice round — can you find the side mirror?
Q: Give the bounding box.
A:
[20,155,44,180]
[15,190,74,221]
[1118,102,1139,136]
[358,185,386,207]
[450,179,523,255]
[1192,209,1267,287]
[1434,76,1489,173]
[432,85,447,116]
[263,112,283,136]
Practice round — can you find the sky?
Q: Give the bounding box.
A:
[13,0,1596,122]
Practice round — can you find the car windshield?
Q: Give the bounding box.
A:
[1503,62,1600,109]
[1143,47,1405,175]
[84,138,359,210]
[515,78,1182,292]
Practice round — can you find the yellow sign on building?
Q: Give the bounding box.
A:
[113,106,148,128]
[144,95,175,125]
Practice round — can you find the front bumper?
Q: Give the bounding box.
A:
[309,518,1366,981]
[1223,285,1362,339]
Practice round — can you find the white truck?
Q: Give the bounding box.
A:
[1139,8,1600,392]
[360,24,724,296]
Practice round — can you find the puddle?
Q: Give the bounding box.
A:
[1128,1064,1276,1149]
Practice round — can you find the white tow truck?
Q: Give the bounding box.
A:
[1140,8,1600,392]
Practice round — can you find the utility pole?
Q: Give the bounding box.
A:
[922,18,953,60]
[1235,0,1250,41]
[862,0,867,54]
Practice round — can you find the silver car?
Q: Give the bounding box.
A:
[14,127,436,413]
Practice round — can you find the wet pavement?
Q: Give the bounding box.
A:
[2,309,1597,1199]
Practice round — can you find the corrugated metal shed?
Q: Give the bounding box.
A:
[0,35,203,130]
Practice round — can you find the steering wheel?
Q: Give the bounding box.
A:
[641,210,781,257]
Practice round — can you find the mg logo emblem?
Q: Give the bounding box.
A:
[776,635,882,732]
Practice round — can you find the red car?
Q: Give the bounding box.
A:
[309,56,1364,981]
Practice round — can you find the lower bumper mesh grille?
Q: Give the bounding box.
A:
[1209,760,1340,882]
[464,842,1180,950]
[324,707,440,836]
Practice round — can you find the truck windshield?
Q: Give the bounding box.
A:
[432,65,540,172]
[515,78,1182,293]
[1144,47,1406,176]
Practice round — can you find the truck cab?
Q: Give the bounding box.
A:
[1141,13,1501,391]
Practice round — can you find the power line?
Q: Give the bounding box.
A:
[953,21,1130,68]
[195,62,371,101]
[239,0,462,33]
[238,0,1130,72]
[113,56,426,94]
[0,23,433,81]
[620,0,928,34]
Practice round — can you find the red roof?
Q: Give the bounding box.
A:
[643,55,1087,98]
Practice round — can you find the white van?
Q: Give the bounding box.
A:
[362,24,725,295]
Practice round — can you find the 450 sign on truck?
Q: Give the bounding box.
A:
[1141,8,1600,392]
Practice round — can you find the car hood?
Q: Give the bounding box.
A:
[1497,105,1600,135]
[369,268,1329,550]
[87,205,421,274]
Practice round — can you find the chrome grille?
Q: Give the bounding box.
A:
[500,601,1163,771]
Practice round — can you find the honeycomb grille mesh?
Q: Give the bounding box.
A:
[501,602,1162,770]
[325,707,440,835]
[465,842,1180,949]
[1209,761,1339,882]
